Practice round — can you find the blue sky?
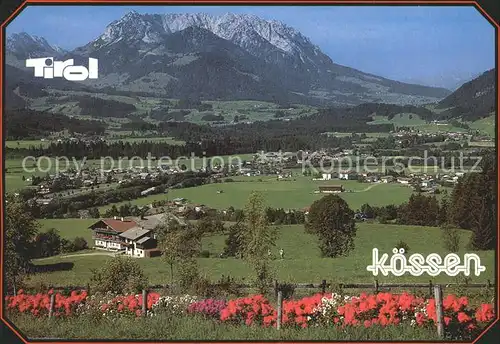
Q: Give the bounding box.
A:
[6,5,495,89]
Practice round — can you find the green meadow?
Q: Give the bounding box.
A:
[27,223,494,288]
[367,114,468,133]
[98,176,414,213]
[468,114,496,138]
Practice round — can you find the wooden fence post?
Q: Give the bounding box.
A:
[429,280,433,297]
[433,285,444,338]
[321,280,327,294]
[273,279,278,298]
[276,290,283,330]
[142,289,147,317]
[86,283,91,296]
[374,279,379,293]
[48,293,55,318]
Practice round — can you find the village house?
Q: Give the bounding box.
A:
[88,216,161,258]
[397,177,412,185]
[141,187,157,196]
[89,217,137,251]
[421,179,436,188]
[318,185,344,194]
[35,198,53,205]
[277,170,292,179]
[120,227,159,258]
[193,204,206,212]
[172,197,186,205]
[321,173,332,180]
[339,171,358,180]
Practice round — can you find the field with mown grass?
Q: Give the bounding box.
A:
[106,136,186,145]
[5,140,51,149]
[367,114,468,133]
[27,223,495,288]
[98,175,415,213]
[9,313,440,340]
[468,114,496,138]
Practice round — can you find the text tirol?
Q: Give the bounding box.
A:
[366,248,486,277]
[25,57,98,81]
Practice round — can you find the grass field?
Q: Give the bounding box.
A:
[5,140,51,149]
[469,114,496,138]
[468,141,495,148]
[106,136,186,145]
[98,176,414,213]
[10,313,440,340]
[27,223,495,288]
[324,132,391,139]
[367,114,468,133]
[39,219,97,243]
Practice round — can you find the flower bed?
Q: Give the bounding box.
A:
[4,290,495,339]
[5,289,87,317]
[188,298,227,319]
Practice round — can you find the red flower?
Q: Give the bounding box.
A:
[457,312,471,323]
[475,304,494,323]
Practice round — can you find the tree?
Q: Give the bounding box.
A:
[223,221,245,257]
[438,196,450,226]
[5,199,39,291]
[441,225,461,252]
[468,174,495,250]
[197,215,225,235]
[446,150,495,250]
[88,207,100,218]
[305,195,356,257]
[397,194,440,226]
[34,228,62,258]
[240,192,277,292]
[157,219,202,282]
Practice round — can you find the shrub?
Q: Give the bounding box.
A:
[61,237,88,253]
[34,228,62,258]
[72,237,88,251]
[395,240,410,254]
[90,257,148,294]
[178,259,200,291]
[213,275,242,298]
[199,250,210,258]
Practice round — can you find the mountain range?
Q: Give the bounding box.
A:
[437,68,495,121]
[6,11,453,106]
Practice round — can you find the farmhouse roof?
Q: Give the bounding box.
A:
[319,185,344,189]
[136,236,152,245]
[119,227,151,240]
[135,214,164,230]
[89,219,138,233]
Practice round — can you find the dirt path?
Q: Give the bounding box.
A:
[356,183,381,192]
[36,252,116,260]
